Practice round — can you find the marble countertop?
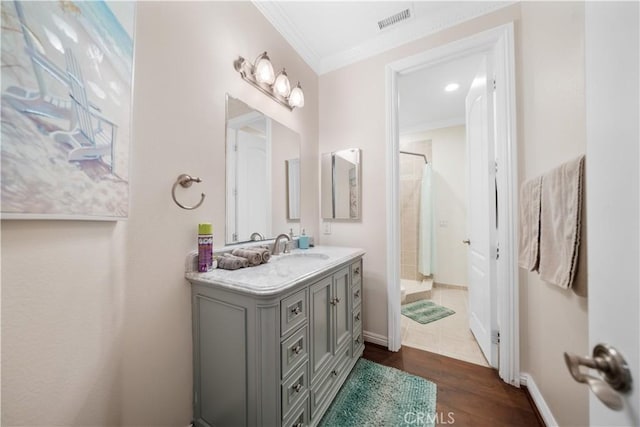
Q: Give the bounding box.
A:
[185,246,365,296]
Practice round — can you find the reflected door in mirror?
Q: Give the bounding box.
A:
[226,112,272,243]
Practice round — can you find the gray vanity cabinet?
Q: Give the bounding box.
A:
[309,267,351,381]
[190,254,364,427]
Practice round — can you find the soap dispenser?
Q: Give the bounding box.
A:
[298,228,309,249]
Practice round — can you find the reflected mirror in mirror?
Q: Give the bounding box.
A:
[321,148,361,220]
[226,95,301,244]
[286,159,300,220]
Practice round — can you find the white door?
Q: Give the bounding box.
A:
[583,3,639,425]
[465,55,498,368]
[236,129,269,241]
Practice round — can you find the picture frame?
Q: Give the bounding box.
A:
[1,1,136,220]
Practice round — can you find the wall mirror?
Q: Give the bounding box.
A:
[226,94,301,244]
[321,148,362,220]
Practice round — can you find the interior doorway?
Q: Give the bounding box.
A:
[385,23,520,385]
[397,53,490,367]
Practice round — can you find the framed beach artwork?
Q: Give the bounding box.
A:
[1,1,135,220]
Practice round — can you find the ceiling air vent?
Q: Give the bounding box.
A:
[377,8,412,31]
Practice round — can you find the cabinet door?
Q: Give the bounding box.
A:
[310,276,333,380]
[333,267,351,351]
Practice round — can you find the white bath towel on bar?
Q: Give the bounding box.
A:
[518,176,543,271]
[539,155,585,289]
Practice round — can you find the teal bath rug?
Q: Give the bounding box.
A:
[319,358,437,427]
[401,300,455,325]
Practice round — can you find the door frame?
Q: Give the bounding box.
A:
[384,23,520,385]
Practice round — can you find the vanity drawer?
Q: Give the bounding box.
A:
[352,280,362,308]
[282,396,309,427]
[353,304,362,332]
[351,260,362,285]
[282,362,308,420]
[281,289,307,337]
[310,345,351,418]
[281,326,308,379]
[353,324,364,354]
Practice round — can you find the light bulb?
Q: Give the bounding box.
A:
[288,82,304,108]
[274,69,291,97]
[444,83,459,92]
[254,52,275,85]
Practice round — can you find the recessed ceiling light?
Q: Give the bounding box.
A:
[444,83,460,92]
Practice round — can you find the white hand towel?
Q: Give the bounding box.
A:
[518,176,543,271]
[539,155,585,289]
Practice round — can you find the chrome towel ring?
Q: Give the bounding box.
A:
[172,174,205,210]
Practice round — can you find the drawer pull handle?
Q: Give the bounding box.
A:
[354,289,360,298]
[331,369,338,377]
[355,313,361,321]
[330,297,341,306]
[291,306,302,315]
[354,266,360,275]
[292,344,303,355]
[293,383,302,393]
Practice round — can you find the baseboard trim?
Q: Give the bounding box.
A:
[433,281,468,289]
[520,373,558,427]
[363,330,388,347]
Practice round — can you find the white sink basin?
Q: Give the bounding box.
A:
[273,252,330,263]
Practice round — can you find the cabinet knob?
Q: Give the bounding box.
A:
[292,344,303,355]
[355,313,361,321]
[355,336,361,344]
[330,297,340,306]
[354,289,360,298]
[291,306,302,315]
[331,369,338,377]
[354,266,360,275]
[293,383,302,393]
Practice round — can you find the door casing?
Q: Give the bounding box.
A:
[384,23,520,385]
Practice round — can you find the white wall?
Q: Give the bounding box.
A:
[517,3,589,426]
[1,2,319,425]
[319,3,589,425]
[271,121,301,235]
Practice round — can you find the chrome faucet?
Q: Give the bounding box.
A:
[250,232,265,241]
[272,233,292,255]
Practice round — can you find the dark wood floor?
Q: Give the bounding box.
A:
[363,343,543,426]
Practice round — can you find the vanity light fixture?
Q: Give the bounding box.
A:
[254,52,275,84]
[274,69,291,97]
[289,82,305,108]
[233,52,305,111]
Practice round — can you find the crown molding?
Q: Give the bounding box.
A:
[254,1,515,76]
[253,1,322,73]
[400,117,466,136]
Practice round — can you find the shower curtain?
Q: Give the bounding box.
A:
[418,163,433,276]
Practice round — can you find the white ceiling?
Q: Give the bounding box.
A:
[254,1,513,75]
[398,53,484,134]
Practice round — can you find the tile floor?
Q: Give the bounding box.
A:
[401,285,490,367]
